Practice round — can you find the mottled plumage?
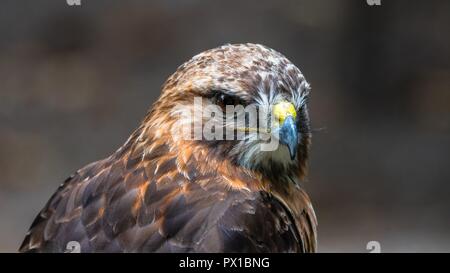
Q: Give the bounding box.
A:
[19,43,317,253]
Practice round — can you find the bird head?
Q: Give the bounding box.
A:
[146,43,311,182]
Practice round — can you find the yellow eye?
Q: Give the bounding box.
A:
[273,101,297,124]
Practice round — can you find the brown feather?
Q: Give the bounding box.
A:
[19,43,317,253]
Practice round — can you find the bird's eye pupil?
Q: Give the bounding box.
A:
[212,92,240,109]
[223,95,234,106]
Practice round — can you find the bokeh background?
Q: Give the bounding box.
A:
[1,0,449,252]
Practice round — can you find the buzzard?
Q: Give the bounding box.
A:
[19,43,317,253]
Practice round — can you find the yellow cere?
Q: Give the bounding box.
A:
[273,101,297,124]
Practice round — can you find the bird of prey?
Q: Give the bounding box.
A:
[19,43,317,253]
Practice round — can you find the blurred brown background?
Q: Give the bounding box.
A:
[1,0,449,252]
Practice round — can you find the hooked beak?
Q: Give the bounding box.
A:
[273,101,298,160]
[279,115,298,160]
